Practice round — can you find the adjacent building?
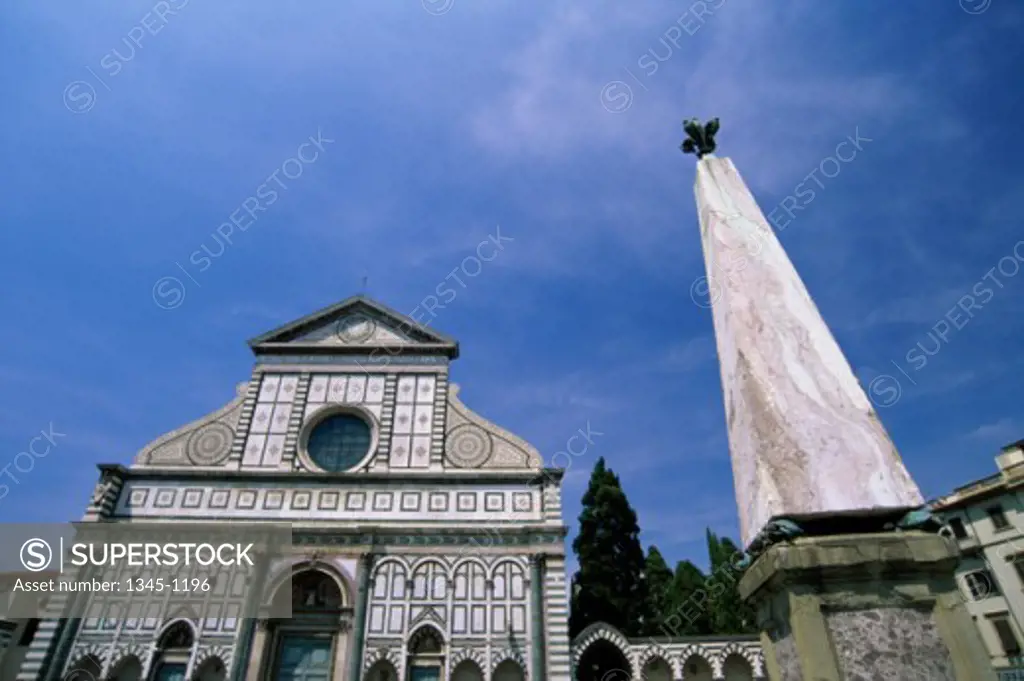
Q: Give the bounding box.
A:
[13,296,763,681]
[934,439,1024,674]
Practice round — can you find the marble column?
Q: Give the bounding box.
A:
[692,154,995,679]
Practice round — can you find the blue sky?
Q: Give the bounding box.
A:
[1,0,1022,572]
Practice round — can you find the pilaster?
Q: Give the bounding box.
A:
[346,552,376,681]
[530,555,547,681]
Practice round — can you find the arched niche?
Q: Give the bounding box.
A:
[575,638,631,681]
[366,659,400,681]
[451,660,484,681]
[681,653,713,681]
[493,659,526,681]
[722,653,753,681]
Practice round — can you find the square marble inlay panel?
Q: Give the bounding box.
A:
[457,493,477,512]
[512,492,532,512]
[269,405,291,434]
[413,405,433,434]
[243,434,266,466]
[345,376,366,402]
[328,376,348,402]
[346,492,366,511]
[366,376,386,402]
[484,493,504,512]
[411,436,431,468]
[237,491,257,510]
[292,491,312,510]
[182,489,204,509]
[393,405,414,434]
[250,404,273,434]
[416,375,436,403]
[390,436,411,468]
[374,492,393,511]
[259,375,281,402]
[263,491,284,510]
[127,489,149,508]
[429,493,448,512]
[154,489,177,508]
[319,492,339,510]
[396,376,417,403]
[263,435,286,467]
[308,376,329,402]
[277,375,299,402]
[209,490,229,509]
[401,492,421,512]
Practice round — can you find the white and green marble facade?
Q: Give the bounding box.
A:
[17,296,763,681]
[570,624,763,680]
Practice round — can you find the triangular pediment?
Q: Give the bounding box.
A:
[248,295,459,357]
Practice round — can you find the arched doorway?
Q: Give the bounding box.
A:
[65,654,102,681]
[106,656,142,681]
[267,569,347,681]
[451,660,484,681]
[576,639,631,681]
[150,621,195,681]
[493,659,526,681]
[722,654,753,681]
[681,654,713,681]
[406,625,445,681]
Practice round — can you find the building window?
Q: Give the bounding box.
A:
[947,517,968,539]
[990,615,1022,657]
[988,505,1011,531]
[964,570,999,600]
[306,413,372,472]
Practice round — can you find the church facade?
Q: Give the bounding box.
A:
[15,296,763,681]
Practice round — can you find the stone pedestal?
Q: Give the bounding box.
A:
[739,531,995,680]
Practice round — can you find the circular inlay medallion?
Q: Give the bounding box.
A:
[445,424,493,468]
[186,422,234,465]
[335,314,376,344]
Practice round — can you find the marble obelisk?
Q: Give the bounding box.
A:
[683,119,994,680]
[693,154,923,547]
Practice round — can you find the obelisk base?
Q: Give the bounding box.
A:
[739,531,995,680]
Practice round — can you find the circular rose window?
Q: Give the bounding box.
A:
[305,413,373,472]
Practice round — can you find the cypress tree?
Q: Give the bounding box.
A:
[569,457,648,638]
[642,546,674,636]
[705,530,757,634]
[666,559,711,636]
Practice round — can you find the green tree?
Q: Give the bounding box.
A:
[569,458,648,638]
[665,559,711,636]
[642,545,674,635]
[705,530,757,634]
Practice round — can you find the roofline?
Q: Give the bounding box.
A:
[246,295,459,353]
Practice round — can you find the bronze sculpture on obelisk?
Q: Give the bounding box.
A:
[683,118,994,680]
